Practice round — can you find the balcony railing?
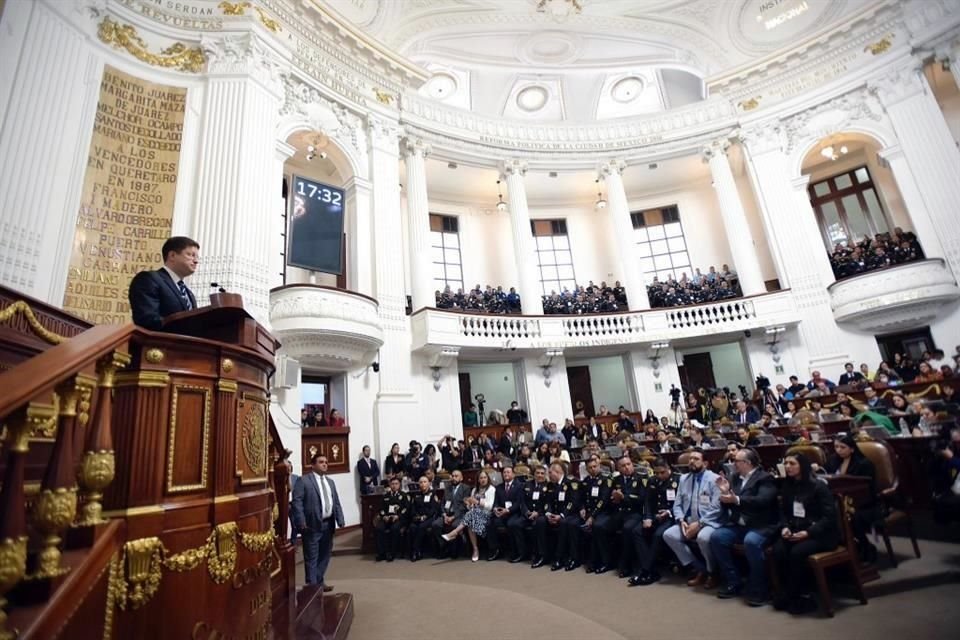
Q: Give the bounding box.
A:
[828,258,960,331]
[269,284,384,371]
[411,290,799,352]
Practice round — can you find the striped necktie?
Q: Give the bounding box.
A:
[177,280,192,310]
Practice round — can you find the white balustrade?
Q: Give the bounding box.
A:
[411,291,799,353]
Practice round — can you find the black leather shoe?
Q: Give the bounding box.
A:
[627,573,646,587]
[531,558,546,569]
[584,565,595,574]
[410,552,420,563]
[375,554,385,562]
[644,571,661,584]
[594,565,610,575]
[565,560,581,572]
[551,561,563,571]
[716,585,742,599]
[386,554,394,562]
[773,596,790,611]
[509,556,523,563]
[747,594,767,607]
[487,549,501,562]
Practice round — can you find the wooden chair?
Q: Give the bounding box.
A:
[855,439,921,566]
[807,495,869,617]
[787,444,826,467]
[513,463,531,481]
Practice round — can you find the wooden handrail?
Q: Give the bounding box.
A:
[0,323,134,419]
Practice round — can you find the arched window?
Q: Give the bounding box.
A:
[808,166,888,249]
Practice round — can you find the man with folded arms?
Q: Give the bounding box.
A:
[486,466,526,561]
[581,456,615,574]
[522,466,552,568]
[710,448,779,606]
[630,457,679,586]
[662,449,722,588]
[546,462,584,571]
[610,456,648,579]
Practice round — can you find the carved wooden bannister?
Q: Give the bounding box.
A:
[0,289,307,639]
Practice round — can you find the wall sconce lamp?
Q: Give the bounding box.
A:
[648,342,669,379]
[430,366,442,391]
[538,349,563,388]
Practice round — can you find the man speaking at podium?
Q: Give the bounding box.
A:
[128,236,199,329]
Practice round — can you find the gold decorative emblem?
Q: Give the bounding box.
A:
[30,487,79,577]
[308,445,318,460]
[255,7,281,32]
[330,443,341,462]
[207,522,238,584]
[219,1,251,15]
[221,358,234,373]
[242,405,267,477]
[374,89,395,105]
[97,17,206,73]
[0,536,28,639]
[738,96,761,111]
[111,537,164,611]
[864,35,893,56]
[144,348,165,364]
[0,300,66,344]
[77,450,116,525]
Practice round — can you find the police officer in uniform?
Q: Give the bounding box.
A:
[581,455,615,574]
[408,476,440,562]
[611,456,649,578]
[375,476,408,562]
[521,466,552,568]
[630,457,680,585]
[546,462,584,572]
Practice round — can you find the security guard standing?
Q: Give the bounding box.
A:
[408,475,440,562]
[630,457,680,585]
[582,455,615,574]
[546,462,584,572]
[611,456,649,578]
[375,476,408,562]
[524,466,553,568]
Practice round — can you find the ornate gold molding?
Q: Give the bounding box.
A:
[144,348,165,364]
[255,7,280,32]
[738,96,761,111]
[0,300,66,344]
[373,89,395,105]
[166,385,212,493]
[864,35,894,56]
[217,379,238,393]
[219,1,251,15]
[114,371,170,388]
[221,358,234,373]
[98,17,206,73]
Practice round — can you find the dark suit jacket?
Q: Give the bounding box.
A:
[494,479,526,517]
[778,478,839,548]
[443,482,470,520]
[128,268,196,330]
[291,473,345,532]
[722,469,778,534]
[356,457,380,486]
[735,408,761,424]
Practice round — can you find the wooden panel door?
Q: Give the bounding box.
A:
[680,353,715,393]
[566,366,595,418]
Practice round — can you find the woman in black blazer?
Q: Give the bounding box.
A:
[384,442,405,480]
[773,453,839,614]
[823,434,879,562]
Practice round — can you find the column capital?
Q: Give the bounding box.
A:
[366,115,402,153]
[867,64,926,108]
[597,158,627,178]
[701,138,731,163]
[738,121,785,156]
[275,140,296,161]
[499,159,528,178]
[400,137,431,159]
[877,144,905,164]
[200,31,288,95]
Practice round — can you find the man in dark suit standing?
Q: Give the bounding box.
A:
[709,448,778,606]
[291,454,345,591]
[128,236,199,329]
[356,445,380,495]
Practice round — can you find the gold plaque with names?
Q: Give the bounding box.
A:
[63,65,186,324]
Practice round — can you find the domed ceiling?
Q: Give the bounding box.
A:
[323,0,882,122]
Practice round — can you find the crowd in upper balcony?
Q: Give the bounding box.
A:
[828,228,923,279]
[542,281,628,314]
[646,264,742,309]
[435,285,522,313]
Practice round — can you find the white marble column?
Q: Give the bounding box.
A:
[501,160,544,314]
[870,64,960,277]
[401,138,433,311]
[703,140,766,296]
[599,159,648,310]
[878,144,948,263]
[191,32,288,325]
[344,175,373,296]
[740,123,849,371]
[0,0,98,300]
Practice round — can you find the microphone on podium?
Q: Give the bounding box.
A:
[210,282,227,293]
